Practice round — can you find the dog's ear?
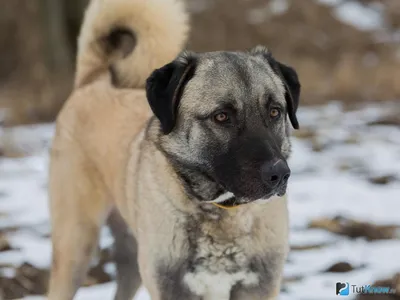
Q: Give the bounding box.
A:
[250,46,300,129]
[146,52,197,134]
[274,61,300,129]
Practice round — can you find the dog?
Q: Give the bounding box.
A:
[47,0,301,299]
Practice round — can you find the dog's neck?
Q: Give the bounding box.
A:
[172,160,225,201]
[145,117,245,214]
[146,118,226,199]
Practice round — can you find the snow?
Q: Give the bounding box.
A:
[269,0,289,16]
[334,2,384,31]
[317,0,342,6]
[316,0,394,32]
[316,0,385,32]
[1,102,400,299]
[247,0,289,25]
[25,284,150,300]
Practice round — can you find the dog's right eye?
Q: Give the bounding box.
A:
[214,112,230,123]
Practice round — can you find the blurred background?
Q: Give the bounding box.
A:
[0,0,399,299]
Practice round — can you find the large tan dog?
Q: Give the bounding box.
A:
[48,0,301,299]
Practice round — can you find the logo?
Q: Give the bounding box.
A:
[336,281,396,296]
[336,282,350,296]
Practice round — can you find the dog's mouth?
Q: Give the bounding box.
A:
[206,187,287,209]
[276,183,289,197]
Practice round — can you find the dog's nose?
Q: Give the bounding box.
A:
[261,159,291,188]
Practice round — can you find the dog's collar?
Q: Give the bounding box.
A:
[212,199,241,209]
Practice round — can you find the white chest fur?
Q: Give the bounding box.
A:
[183,235,259,300]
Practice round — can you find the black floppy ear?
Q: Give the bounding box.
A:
[145,52,196,134]
[275,61,300,129]
[250,46,301,129]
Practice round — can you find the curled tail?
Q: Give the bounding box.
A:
[75,0,189,89]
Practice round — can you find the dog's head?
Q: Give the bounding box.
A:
[146,46,300,204]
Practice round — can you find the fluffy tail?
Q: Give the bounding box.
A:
[75,0,189,89]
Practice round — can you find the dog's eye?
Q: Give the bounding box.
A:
[270,108,281,119]
[214,112,230,123]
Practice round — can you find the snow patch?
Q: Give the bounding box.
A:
[334,2,384,31]
[1,102,400,299]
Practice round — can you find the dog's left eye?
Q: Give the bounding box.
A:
[270,108,281,119]
[214,112,230,123]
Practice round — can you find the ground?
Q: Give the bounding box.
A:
[0,101,399,299]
